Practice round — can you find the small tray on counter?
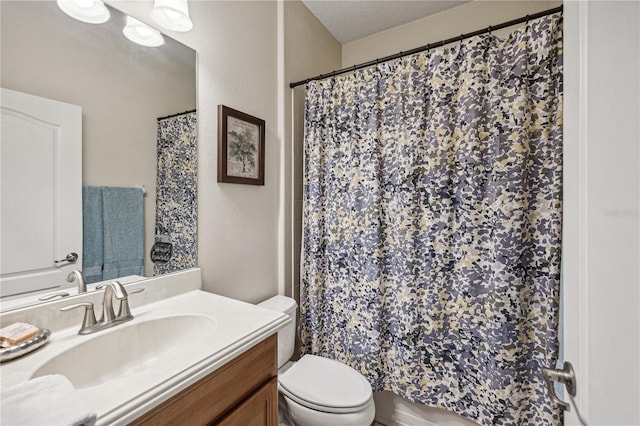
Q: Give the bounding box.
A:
[0,329,50,363]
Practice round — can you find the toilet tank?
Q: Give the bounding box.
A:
[257,295,297,369]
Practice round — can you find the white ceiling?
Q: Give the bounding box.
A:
[301,0,471,44]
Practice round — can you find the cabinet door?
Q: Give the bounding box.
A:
[215,378,277,426]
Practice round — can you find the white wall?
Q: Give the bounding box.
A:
[110,0,280,302]
[87,0,339,304]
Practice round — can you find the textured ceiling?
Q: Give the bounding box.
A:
[301,0,471,44]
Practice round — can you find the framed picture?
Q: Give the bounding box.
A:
[217,105,265,185]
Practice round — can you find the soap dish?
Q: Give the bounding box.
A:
[0,329,50,363]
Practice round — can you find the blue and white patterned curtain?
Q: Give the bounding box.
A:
[301,14,563,426]
[154,111,198,275]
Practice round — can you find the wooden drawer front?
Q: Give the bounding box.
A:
[131,334,277,426]
[215,377,277,426]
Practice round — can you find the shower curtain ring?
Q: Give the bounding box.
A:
[488,26,492,35]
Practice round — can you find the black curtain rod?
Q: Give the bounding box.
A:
[290,5,563,89]
[157,109,197,121]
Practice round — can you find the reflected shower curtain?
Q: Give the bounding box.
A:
[154,111,198,275]
[300,14,562,426]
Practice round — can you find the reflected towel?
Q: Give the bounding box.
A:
[1,374,97,426]
[102,187,144,280]
[82,186,104,284]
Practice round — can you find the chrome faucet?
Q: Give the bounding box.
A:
[60,281,144,335]
[97,281,131,322]
[66,270,87,293]
[38,270,87,301]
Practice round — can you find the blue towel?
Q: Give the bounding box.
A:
[82,186,104,284]
[102,187,145,280]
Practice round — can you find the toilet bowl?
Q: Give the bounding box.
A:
[257,296,375,426]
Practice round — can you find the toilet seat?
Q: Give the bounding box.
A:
[278,355,373,414]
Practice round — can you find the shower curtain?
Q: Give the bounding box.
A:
[301,13,562,426]
[154,111,198,275]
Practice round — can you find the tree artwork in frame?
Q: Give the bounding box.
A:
[218,105,265,185]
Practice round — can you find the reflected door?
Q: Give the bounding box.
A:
[1,88,82,297]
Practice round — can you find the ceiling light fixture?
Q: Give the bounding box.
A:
[56,0,110,24]
[151,0,193,32]
[123,16,165,47]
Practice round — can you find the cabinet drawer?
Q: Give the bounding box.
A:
[131,334,277,426]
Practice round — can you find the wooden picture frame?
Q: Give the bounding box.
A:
[218,105,265,185]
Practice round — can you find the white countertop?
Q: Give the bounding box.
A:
[0,270,289,425]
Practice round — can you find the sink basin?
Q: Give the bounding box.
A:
[32,314,218,389]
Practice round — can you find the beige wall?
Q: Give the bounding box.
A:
[342,0,562,67]
[1,1,196,276]
[110,1,281,302]
[283,0,341,357]
[284,0,341,303]
[3,0,339,304]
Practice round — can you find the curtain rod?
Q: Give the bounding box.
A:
[289,5,563,89]
[157,109,197,121]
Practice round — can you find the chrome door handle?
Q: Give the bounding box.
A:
[54,252,78,264]
[542,361,577,411]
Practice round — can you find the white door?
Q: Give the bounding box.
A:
[562,2,639,425]
[0,88,82,297]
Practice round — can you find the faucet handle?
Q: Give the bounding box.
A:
[39,291,70,301]
[60,302,97,335]
[116,287,144,320]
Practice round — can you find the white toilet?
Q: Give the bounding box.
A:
[258,295,376,426]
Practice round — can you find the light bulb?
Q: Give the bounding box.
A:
[151,0,193,32]
[76,0,94,8]
[123,16,164,47]
[57,0,110,24]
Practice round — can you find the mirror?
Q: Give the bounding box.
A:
[0,1,197,311]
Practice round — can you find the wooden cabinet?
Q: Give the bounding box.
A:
[217,378,277,426]
[130,334,277,426]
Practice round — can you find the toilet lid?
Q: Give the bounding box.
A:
[278,355,373,413]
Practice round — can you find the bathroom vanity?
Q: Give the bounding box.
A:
[131,335,277,425]
[0,269,288,425]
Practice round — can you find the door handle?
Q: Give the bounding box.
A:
[542,361,577,411]
[54,252,78,265]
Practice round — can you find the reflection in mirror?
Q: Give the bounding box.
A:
[0,1,197,311]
